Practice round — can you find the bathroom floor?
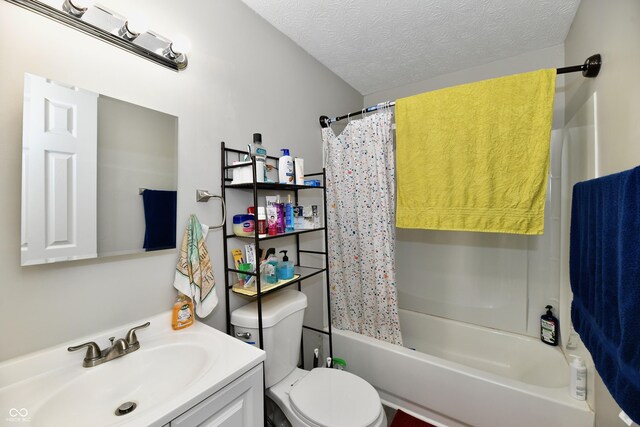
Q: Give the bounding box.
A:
[387,407,441,427]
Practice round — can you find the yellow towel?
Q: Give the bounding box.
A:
[395,69,556,235]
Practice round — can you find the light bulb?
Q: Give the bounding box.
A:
[62,0,96,17]
[171,34,191,55]
[71,0,96,7]
[126,11,148,35]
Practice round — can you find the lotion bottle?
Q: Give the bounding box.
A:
[569,356,587,400]
[279,149,294,184]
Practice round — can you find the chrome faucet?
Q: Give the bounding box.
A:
[68,322,150,367]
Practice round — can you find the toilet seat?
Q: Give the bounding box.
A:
[289,368,383,427]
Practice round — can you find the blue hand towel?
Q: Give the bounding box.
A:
[570,166,640,423]
[142,189,177,251]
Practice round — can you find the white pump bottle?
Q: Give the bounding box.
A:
[569,356,587,400]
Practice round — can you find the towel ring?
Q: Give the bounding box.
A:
[196,189,226,230]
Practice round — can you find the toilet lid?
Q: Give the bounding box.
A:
[289,368,381,427]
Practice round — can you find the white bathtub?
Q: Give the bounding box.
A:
[333,309,594,427]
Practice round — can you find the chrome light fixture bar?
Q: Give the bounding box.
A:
[5,0,188,71]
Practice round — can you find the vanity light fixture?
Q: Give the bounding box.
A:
[5,0,189,71]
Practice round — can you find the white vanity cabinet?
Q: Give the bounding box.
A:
[169,363,264,427]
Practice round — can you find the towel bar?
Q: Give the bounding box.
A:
[196,189,226,230]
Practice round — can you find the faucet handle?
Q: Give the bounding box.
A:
[68,341,101,361]
[125,322,150,346]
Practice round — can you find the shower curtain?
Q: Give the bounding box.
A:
[323,111,402,345]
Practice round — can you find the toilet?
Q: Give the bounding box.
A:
[231,290,387,427]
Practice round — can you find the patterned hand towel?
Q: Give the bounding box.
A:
[395,69,556,234]
[174,215,217,317]
[570,166,640,423]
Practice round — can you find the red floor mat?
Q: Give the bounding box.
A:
[390,409,439,427]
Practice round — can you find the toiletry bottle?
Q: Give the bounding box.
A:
[277,250,294,280]
[253,133,266,182]
[285,195,294,232]
[261,253,279,284]
[293,205,303,230]
[172,292,194,330]
[569,356,587,400]
[540,305,559,346]
[279,149,294,184]
[267,205,278,236]
[294,157,304,185]
[257,207,267,238]
[276,202,285,234]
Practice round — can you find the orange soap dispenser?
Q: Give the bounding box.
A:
[172,292,195,330]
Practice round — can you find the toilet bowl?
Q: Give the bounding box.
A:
[267,367,386,427]
[231,290,386,427]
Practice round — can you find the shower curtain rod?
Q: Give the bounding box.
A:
[319,53,602,128]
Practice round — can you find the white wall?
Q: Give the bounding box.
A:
[364,45,566,338]
[0,0,361,361]
[563,0,640,425]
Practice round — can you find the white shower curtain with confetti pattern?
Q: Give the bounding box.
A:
[323,111,402,345]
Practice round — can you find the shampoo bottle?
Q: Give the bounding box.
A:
[540,305,559,346]
[569,356,587,400]
[279,149,294,184]
[172,292,194,330]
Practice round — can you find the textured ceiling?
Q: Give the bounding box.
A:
[240,0,581,95]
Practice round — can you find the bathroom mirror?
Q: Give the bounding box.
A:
[20,73,178,266]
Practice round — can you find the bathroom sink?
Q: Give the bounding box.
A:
[0,312,265,426]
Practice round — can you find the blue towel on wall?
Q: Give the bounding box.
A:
[142,189,177,251]
[570,166,640,423]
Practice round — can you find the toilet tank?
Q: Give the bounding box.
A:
[231,290,307,388]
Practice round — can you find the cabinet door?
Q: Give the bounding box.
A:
[171,364,263,427]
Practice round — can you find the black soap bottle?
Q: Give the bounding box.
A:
[540,305,559,346]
